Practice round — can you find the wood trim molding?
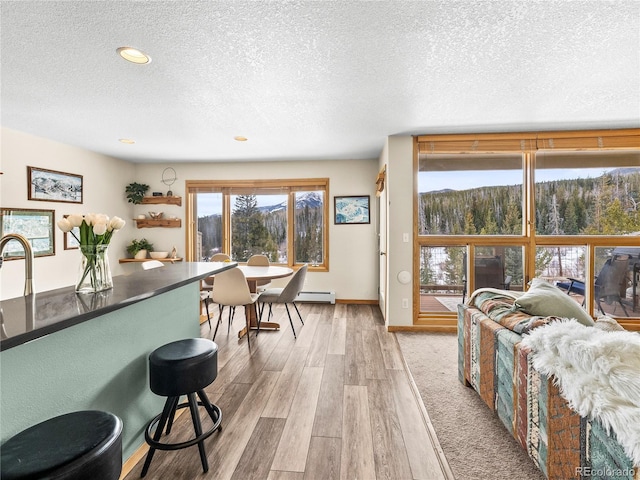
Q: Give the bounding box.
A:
[119,443,149,480]
[388,318,639,333]
[617,319,640,332]
[184,178,330,269]
[417,128,640,154]
[388,324,457,333]
[119,407,189,479]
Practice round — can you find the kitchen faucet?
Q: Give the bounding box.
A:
[0,233,34,296]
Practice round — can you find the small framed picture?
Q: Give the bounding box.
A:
[0,208,55,258]
[334,195,370,224]
[27,166,83,204]
[63,215,80,250]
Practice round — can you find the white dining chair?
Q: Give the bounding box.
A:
[211,267,260,349]
[258,264,307,339]
[202,252,232,326]
[247,254,271,291]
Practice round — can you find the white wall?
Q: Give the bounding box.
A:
[132,159,379,301]
[1,128,135,300]
[0,127,380,302]
[384,136,414,327]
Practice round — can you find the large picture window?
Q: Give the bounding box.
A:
[187,179,328,270]
[415,129,640,323]
[418,154,524,236]
[535,151,640,236]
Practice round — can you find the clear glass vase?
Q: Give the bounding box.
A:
[76,244,113,293]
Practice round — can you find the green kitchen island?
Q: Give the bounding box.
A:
[0,261,236,461]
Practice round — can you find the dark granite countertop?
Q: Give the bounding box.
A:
[0,261,236,351]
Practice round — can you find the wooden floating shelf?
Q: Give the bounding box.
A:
[141,196,182,206]
[119,258,183,264]
[133,218,181,228]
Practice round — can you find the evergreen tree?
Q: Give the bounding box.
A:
[231,195,272,261]
[563,195,580,235]
[444,247,465,288]
[503,247,523,285]
[420,171,640,236]
[198,214,222,260]
[503,202,522,234]
[420,248,434,286]
[464,211,477,234]
[480,208,499,235]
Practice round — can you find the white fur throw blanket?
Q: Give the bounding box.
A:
[521,319,640,465]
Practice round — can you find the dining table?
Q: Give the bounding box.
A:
[235,265,293,338]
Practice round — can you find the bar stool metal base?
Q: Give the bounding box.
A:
[141,390,221,477]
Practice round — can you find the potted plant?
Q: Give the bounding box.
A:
[126,238,154,259]
[125,182,150,204]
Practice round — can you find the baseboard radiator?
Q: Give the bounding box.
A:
[295,291,336,304]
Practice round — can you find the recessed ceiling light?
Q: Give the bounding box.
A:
[116,47,151,64]
[234,136,248,142]
[119,138,135,144]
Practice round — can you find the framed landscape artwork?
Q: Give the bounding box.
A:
[27,166,83,203]
[0,208,55,258]
[334,195,370,224]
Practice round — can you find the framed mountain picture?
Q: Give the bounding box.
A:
[334,195,370,224]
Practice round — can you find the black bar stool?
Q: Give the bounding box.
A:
[141,338,222,477]
[0,410,123,480]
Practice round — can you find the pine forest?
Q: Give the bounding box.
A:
[198,193,324,263]
[419,170,640,236]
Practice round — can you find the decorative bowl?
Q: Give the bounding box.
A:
[150,251,169,259]
[148,211,164,219]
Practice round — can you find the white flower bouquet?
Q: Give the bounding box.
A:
[57,214,126,293]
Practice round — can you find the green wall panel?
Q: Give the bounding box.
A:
[1,283,200,461]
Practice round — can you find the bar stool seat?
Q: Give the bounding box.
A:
[0,410,123,480]
[141,338,222,477]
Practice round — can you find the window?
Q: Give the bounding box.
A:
[196,193,222,261]
[535,151,640,236]
[419,245,466,313]
[415,129,640,323]
[418,154,524,235]
[186,179,329,270]
[231,193,287,262]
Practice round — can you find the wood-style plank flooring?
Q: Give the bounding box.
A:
[124,303,451,480]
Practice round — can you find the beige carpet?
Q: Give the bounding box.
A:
[396,332,544,480]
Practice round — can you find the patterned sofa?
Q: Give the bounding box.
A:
[457,288,639,480]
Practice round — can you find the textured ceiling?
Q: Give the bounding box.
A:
[1,0,639,163]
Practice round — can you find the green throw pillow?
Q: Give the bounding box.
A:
[514,278,595,326]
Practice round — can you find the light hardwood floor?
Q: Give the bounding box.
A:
[124,303,452,480]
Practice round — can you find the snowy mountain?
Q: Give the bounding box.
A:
[258,191,323,213]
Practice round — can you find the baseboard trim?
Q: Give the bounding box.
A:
[388,324,457,333]
[119,406,188,479]
[120,443,149,480]
[335,299,378,305]
[618,319,640,331]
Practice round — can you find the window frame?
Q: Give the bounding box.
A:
[185,178,330,271]
[414,129,640,325]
